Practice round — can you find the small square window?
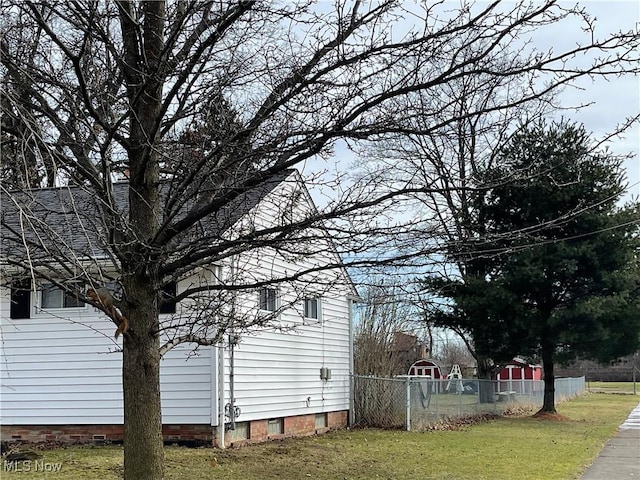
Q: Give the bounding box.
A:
[41,283,84,309]
[315,413,328,429]
[259,287,278,312]
[229,422,250,441]
[267,418,284,435]
[304,298,318,319]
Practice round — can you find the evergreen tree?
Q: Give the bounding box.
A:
[458,121,639,413]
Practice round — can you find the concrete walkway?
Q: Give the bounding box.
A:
[581,401,640,479]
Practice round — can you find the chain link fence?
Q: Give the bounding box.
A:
[353,375,585,431]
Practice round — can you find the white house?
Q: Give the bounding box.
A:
[0,171,357,447]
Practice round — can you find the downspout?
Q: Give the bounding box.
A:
[348,297,355,427]
[216,344,226,449]
[218,260,239,447]
[228,334,240,431]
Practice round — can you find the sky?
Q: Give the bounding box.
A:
[305,0,640,205]
[331,0,640,352]
[545,1,640,202]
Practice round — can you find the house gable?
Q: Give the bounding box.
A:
[0,171,355,443]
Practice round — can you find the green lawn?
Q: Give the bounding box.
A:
[3,393,638,480]
[587,381,638,394]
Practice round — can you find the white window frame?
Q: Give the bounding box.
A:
[259,287,279,313]
[303,297,322,325]
[38,282,86,311]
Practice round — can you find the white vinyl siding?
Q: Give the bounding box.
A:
[0,287,213,426]
[221,289,351,422]
[216,178,354,423]
[0,171,354,430]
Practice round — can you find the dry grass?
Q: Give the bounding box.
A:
[2,392,638,480]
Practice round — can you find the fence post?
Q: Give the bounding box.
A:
[405,377,411,431]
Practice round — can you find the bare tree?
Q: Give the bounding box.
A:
[353,277,424,377]
[1,1,639,478]
[433,334,477,372]
[351,43,548,399]
[351,22,639,400]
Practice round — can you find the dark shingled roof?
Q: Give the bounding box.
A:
[1,171,294,263]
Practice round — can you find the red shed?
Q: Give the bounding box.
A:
[496,357,542,381]
[495,357,542,394]
[408,359,443,379]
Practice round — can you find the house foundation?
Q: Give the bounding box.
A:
[1,410,349,447]
[220,410,348,447]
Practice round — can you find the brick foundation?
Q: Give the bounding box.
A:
[0,424,214,444]
[221,410,349,447]
[328,410,348,428]
[2,410,349,447]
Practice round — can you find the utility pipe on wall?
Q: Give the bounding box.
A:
[217,344,226,449]
[228,334,240,431]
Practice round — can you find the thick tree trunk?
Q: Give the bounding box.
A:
[476,356,495,404]
[122,278,164,480]
[122,156,163,479]
[539,339,556,414]
[118,1,166,476]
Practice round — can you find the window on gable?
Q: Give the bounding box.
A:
[10,278,32,319]
[303,297,321,324]
[160,282,177,314]
[259,287,278,312]
[41,283,84,309]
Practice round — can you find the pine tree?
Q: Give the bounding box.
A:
[473,120,639,413]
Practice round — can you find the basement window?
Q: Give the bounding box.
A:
[315,413,328,429]
[267,418,284,436]
[229,422,249,441]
